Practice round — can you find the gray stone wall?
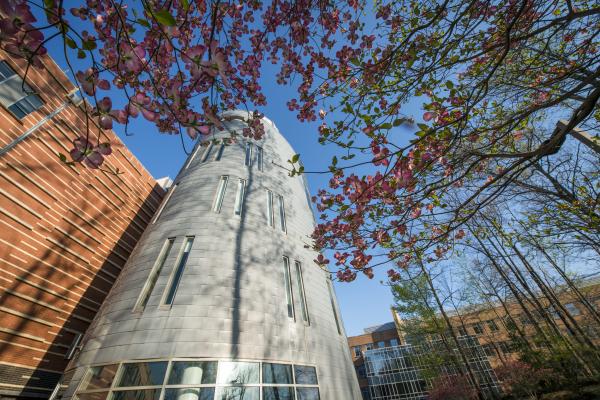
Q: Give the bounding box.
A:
[63,111,361,399]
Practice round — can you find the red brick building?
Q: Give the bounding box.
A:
[0,51,164,399]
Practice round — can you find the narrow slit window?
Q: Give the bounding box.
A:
[295,261,310,324]
[200,142,214,163]
[133,238,175,312]
[327,280,342,334]
[214,143,225,161]
[184,144,202,170]
[152,184,177,224]
[283,257,295,320]
[266,190,274,227]
[213,176,228,213]
[256,145,263,171]
[245,142,253,166]
[278,195,286,232]
[162,237,194,306]
[234,178,246,216]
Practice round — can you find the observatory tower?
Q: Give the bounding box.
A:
[63,111,360,400]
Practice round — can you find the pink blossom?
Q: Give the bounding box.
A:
[70,137,112,168]
[423,111,435,121]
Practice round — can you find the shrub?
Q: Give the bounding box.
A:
[495,360,555,399]
[428,374,478,400]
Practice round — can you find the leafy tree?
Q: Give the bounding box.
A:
[309,0,599,278]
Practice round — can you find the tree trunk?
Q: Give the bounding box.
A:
[416,258,486,400]
[524,231,600,326]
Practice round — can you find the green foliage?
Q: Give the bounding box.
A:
[152,10,176,26]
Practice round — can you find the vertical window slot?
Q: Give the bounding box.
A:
[162,237,194,306]
[152,184,177,224]
[278,195,286,232]
[213,176,228,213]
[214,143,225,161]
[245,142,253,166]
[283,257,295,320]
[295,261,310,325]
[201,142,214,163]
[234,178,247,216]
[266,190,274,227]
[256,146,263,171]
[327,280,342,334]
[184,144,202,170]
[133,238,175,312]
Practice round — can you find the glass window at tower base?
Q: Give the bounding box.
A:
[364,336,499,400]
[74,360,320,400]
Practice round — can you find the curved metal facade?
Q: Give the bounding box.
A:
[63,111,361,400]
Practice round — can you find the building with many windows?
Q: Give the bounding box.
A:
[61,110,361,400]
[348,319,498,400]
[347,322,401,399]
[363,337,498,400]
[393,274,600,369]
[0,51,164,398]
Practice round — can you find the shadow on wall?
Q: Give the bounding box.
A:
[0,150,163,398]
[224,141,304,361]
[230,151,256,361]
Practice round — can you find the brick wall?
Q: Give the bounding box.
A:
[0,50,164,399]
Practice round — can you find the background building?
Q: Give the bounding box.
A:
[347,322,401,399]
[349,274,600,399]
[392,274,600,369]
[363,337,498,400]
[61,110,361,400]
[0,51,164,398]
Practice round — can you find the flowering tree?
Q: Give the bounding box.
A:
[0,0,363,167]
[308,0,600,280]
[2,0,598,277]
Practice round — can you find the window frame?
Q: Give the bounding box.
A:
[327,279,342,335]
[200,142,214,163]
[472,322,484,335]
[160,237,195,307]
[294,260,310,325]
[183,143,202,170]
[277,195,286,233]
[152,184,178,224]
[75,359,320,400]
[266,189,274,227]
[486,319,499,332]
[212,176,228,213]
[233,178,247,216]
[245,142,253,167]
[214,142,225,161]
[256,145,263,171]
[132,237,175,312]
[0,60,44,119]
[282,256,295,320]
